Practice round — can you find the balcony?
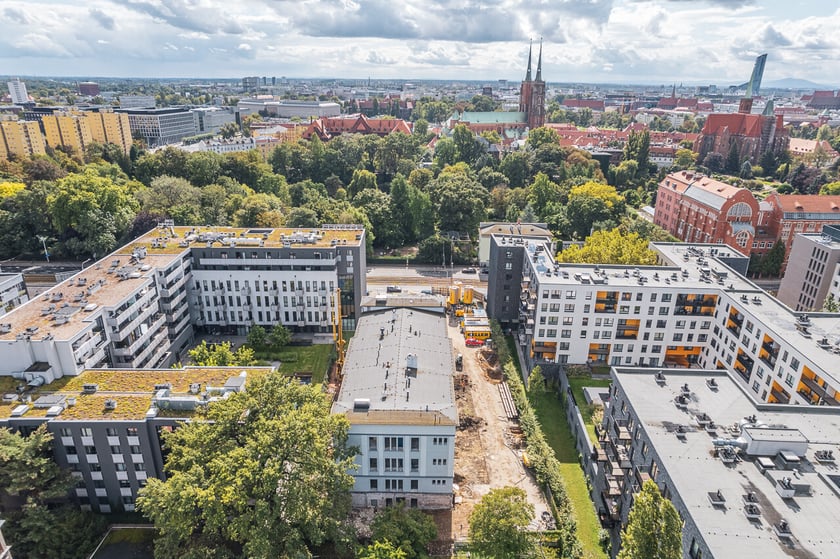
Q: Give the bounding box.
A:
[736,353,754,375]
[616,330,638,340]
[799,376,840,406]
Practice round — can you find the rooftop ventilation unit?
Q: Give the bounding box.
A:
[104,399,117,410]
[82,384,98,394]
[0,323,11,334]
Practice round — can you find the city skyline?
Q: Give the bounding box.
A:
[0,1,838,86]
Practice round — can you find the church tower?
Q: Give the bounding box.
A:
[519,40,546,129]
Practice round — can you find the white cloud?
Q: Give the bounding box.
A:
[0,0,834,84]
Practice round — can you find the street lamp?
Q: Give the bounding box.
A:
[36,236,50,263]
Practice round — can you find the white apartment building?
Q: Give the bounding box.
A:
[777,225,840,311]
[7,78,28,104]
[0,273,28,316]
[0,224,367,383]
[331,307,456,509]
[118,95,156,109]
[191,107,235,135]
[118,107,195,147]
[509,239,840,407]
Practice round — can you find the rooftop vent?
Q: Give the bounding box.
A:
[706,378,718,390]
[82,383,98,394]
[104,399,118,410]
[774,520,793,540]
[708,490,726,507]
[10,404,29,417]
[0,323,11,334]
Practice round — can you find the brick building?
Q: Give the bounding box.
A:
[653,171,760,254]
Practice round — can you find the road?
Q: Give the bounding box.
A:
[366,264,487,293]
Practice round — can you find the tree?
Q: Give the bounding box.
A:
[428,165,488,234]
[617,480,682,559]
[821,181,840,195]
[268,324,292,350]
[138,175,201,223]
[527,127,560,150]
[673,148,696,170]
[247,324,268,348]
[824,294,840,312]
[725,142,741,174]
[188,341,256,366]
[527,172,564,220]
[499,152,532,188]
[558,230,658,265]
[137,374,356,559]
[623,130,650,176]
[527,365,545,393]
[348,168,378,197]
[702,152,724,173]
[760,241,785,277]
[219,122,239,139]
[468,486,535,559]
[359,540,408,559]
[1,426,108,559]
[565,182,625,239]
[370,503,437,559]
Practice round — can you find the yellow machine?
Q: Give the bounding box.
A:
[464,325,492,340]
[332,288,345,374]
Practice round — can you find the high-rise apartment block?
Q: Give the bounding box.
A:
[0,118,46,160]
[595,366,840,559]
[6,78,28,105]
[41,109,133,154]
[493,237,840,408]
[0,224,367,381]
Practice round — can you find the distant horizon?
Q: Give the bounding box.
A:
[1,1,838,87]
[4,74,836,92]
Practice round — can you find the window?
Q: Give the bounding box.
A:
[84,446,96,455]
[80,428,93,437]
[410,437,419,451]
[106,428,118,436]
[60,428,72,437]
[411,480,419,490]
[368,437,377,451]
[369,458,378,471]
[115,463,127,471]
[370,480,378,490]
[411,458,419,472]
[134,463,146,472]
[384,437,404,451]
[790,357,800,371]
[564,304,575,312]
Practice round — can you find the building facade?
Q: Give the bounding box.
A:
[117,95,156,109]
[0,366,270,513]
[478,222,551,266]
[0,274,28,317]
[191,107,235,135]
[776,225,840,311]
[118,108,195,147]
[486,232,554,323]
[502,238,840,408]
[595,367,840,559]
[654,171,760,255]
[0,225,367,380]
[6,79,28,105]
[760,192,840,270]
[40,109,133,155]
[0,119,46,160]
[331,308,456,509]
[519,40,546,130]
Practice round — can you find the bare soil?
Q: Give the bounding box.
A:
[442,317,552,542]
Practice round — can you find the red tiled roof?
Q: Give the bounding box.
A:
[562,99,605,110]
[775,195,840,213]
[302,114,411,140]
[701,113,765,138]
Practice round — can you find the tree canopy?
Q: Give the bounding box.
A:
[369,503,437,559]
[558,230,658,265]
[617,480,682,559]
[137,373,356,559]
[468,486,535,559]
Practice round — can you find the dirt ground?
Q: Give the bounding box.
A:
[443,318,553,542]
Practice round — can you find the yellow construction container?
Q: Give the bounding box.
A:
[461,285,473,305]
[448,285,461,307]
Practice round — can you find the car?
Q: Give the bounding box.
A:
[465,338,484,347]
[462,267,477,274]
[386,285,402,293]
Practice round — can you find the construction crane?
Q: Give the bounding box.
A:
[332,288,346,375]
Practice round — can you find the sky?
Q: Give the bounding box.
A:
[1,0,838,85]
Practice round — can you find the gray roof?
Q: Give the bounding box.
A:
[614,367,840,559]
[332,309,456,422]
[684,184,727,210]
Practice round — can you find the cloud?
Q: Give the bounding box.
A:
[89,7,116,30]
[758,24,791,47]
[3,7,30,24]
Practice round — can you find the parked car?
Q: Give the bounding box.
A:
[462,267,477,274]
[465,338,483,347]
[386,285,402,293]
[455,354,463,371]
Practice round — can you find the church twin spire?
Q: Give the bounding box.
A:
[524,38,543,83]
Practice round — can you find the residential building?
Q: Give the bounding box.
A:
[653,171,760,255]
[0,366,271,513]
[776,225,840,311]
[41,109,133,154]
[478,222,551,266]
[117,95,156,109]
[242,76,260,92]
[0,224,367,380]
[788,137,839,161]
[504,238,840,408]
[191,107,235,135]
[0,274,28,316]
[486,231,555,324]
[78,82,100,97]
[118,107,195,147]
[274,101,341,119]
[331,307,456,509]
[595,366,840,559]
[7,78,28,105]
[0,118,46,160]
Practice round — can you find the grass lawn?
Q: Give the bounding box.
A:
[255,344,334,384]
[568,377,613,442]
[531,391,607,559]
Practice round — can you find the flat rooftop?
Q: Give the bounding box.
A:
[0,366,273,421]
[0,225,364,343]
[525,240,840,388]
[613,367,840,559]
[332,308,456,424]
